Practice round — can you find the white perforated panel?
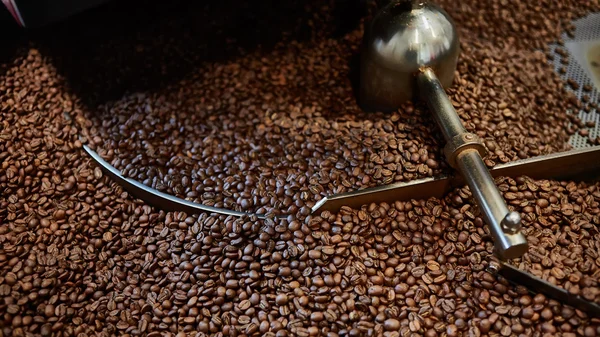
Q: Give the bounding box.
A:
[548,13,600,148]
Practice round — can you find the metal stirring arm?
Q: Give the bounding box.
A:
[491,261,600,317]
[417,68,528,259]
[358,0,527,259]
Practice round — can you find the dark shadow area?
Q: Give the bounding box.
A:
[331,0,368,38]
[0,4,25,76]
[27,0,368,110]
[348,51,363,109]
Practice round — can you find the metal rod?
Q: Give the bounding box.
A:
[456,150,528,258]
[417,68,466,140]
[416,68,528,259]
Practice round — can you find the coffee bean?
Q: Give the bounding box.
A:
[551,267,566,279]
[501,325,512,336]
[427,260,440,271]
[310,312,324,322]
[239,299,251,311]
[411,265,426,277]
[276,294,288,305]
[447,324,459,337]
[44,304,55,318]
[384,319,400,331]
[541,308,554,320]
[5,272,17,285]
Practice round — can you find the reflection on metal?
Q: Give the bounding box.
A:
[359,0,459,110]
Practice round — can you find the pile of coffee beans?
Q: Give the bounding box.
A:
[438,0,600,146]
[1,0,600,336]
[81,0,600,216]
[437,0,590,50]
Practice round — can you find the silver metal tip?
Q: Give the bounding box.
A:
[501,211,522,233]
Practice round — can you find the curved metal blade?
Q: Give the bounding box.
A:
[495,261,600,317]
[83,145,283,220]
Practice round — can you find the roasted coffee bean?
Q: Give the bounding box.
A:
[384,319,400,331]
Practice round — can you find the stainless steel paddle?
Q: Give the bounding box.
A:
[359,0,527,258]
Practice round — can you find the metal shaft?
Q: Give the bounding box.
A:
[417,68,528,259]
[456,150,528,258]
[417,69,465,139]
